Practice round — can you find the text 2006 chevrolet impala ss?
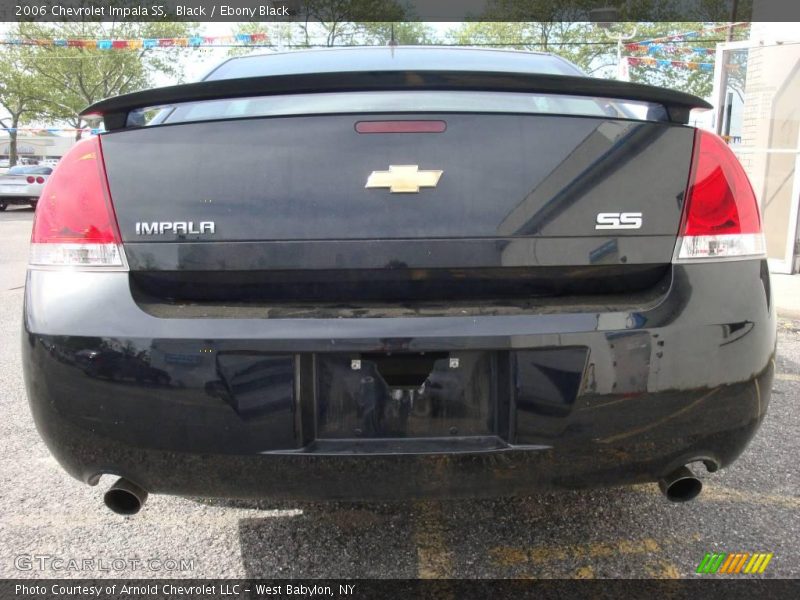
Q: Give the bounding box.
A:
[22,48,776,514]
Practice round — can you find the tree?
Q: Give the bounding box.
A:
[448,21,611,75]
[623,22,750,99]
[448,0,753,98]
[0,46,48,166]
[345,22,437,45]
[15,21,197,138]
[228,22,300,55]
[294,0,408,46]
[229,20,436,56]
[448,19,750,99]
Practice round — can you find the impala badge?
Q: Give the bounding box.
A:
[135,221,215,235]
[365,165,443,193]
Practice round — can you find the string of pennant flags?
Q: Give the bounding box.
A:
[2,127,102,134]
[0,23,747,77]
[623,22,749,72]
[625,43,716,56]
[0,22,748,53]
[631,22,749,46]
[0,33,269,50]
[625,56,740,72]
[626,56,714,71]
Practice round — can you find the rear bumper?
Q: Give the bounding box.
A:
[22,260,776,499]
[0,195,37,204]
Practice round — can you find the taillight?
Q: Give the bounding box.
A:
[355,120,447,133]
[29,136,125,268]
[675,130,765,261]
[26,176,35,184]
[35,176,45,184]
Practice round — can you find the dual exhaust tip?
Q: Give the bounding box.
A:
[104,478,148,515]
[102,466,703,514]
[658,465,703,502]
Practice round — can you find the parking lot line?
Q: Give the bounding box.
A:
[489,537,673,577]
[412,500,454,579]
[775,372,800,382]
[490,538,661,565]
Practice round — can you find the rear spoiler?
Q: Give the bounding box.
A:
[82,70,712,130]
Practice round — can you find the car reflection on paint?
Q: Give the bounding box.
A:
[75,349,170,385]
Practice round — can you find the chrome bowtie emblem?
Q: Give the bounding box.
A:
[365,165,443,193]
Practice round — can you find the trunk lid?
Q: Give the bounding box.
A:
[98,112,695,301]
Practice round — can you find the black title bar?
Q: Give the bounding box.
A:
[5,579,800,600]
[1,0,800,22]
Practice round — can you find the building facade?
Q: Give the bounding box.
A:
[0,131,75,163]
[714,21,800,273]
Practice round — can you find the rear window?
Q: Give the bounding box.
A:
[144,91,667,126]
[205,48,584,80]
[8,166,52,175]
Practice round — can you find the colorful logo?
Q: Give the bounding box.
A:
[697,552,773,574]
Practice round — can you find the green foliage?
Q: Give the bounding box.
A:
[448,21,612,75]
[620,0,753,22]
[343,22,437,46]
[448,20,749,98]
[297,0,407,25]
[477,0,752,21]
[228,23,294,56]
[0,46,51,164]
[13,21,197,132]
[229,20,435,54]
[294,0,409,46]
[478,0,595,21]
[625,22,749,98]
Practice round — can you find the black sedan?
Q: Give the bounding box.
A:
[22,47,775,515]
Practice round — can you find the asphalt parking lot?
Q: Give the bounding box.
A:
[1,205,798,579]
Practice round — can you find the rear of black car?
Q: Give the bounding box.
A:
[21,48,776,511]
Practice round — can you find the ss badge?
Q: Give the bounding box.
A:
[595,212,643,230]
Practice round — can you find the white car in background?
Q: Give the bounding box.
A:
[0,165,53,211]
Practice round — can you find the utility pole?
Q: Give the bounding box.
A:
[613,27,638,81]
[588,5,637,81]
[717,0,741,135]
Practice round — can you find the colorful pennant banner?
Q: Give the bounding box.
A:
[626,57,714,71]
[2,127,103,134]
[625,57,741,72]
[1,33,269,50]
[632,22,749,46]
[625,43,716,55]
[624,22,749,58]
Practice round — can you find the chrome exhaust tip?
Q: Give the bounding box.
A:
[658,466,702,502]
[104,478,148,515]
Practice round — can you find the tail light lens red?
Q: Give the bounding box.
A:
[675,130,765,261]
[35,176,45,184]
[30,136,125,268]
[26,176,35,184]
